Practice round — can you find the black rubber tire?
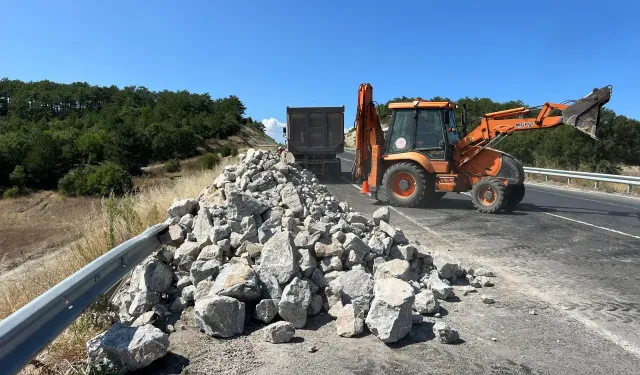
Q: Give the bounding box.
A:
[331,162,341,183]
[471,177,508,214]
[501,184,525,213]
[382,162,427,207]
[511,184,525,204]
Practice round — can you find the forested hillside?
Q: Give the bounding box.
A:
[377,95,640,174]
[0,79,264,195]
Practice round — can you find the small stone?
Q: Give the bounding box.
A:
[194,296,245,338]
[310,268,327,289]
[474,268,495,277]
[491,337,498,342]
[477,276,495,287]
[140,260,173,293]
[189,260,220,286]
[254,299,279,323]
[343,233,370,264]
[168,199,199,218]
[328,269,374,314]
[181,285,197,302]
[298,248,318,278]
[372,207,390,225]
[433,253,464,280]
[211,263,261,301]
[308,345,318,353]
[128,291,160,317]
[131,311,156,327]
[278,277,312,328]
[308,294,323,316]
[314,238,344,258]
[260,230,298,284]
[432,322,459,344]
[195,279,214,300]
[481,295,495,304]
[412,290,440,315]
[294,230,322,250]
[529,309,537,315]
[374,259,411,281]
[320,256,343,273]
[179,214,194,229]
[263,321,296,343]
[459,285,476,296]
[434,312,442,318]
[168,225,185,246]
[365,278,415,343]
[336,304,364,337]
[86,323,169,372]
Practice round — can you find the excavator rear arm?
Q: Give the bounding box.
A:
[352,83,385,188]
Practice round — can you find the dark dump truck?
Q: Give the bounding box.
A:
[285,106,345,181]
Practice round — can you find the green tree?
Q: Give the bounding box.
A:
[9,165,27,188]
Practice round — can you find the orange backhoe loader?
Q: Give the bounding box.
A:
[352,84,612,213]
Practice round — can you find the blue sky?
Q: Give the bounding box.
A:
[2,0,638,142]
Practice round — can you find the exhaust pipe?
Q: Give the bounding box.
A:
[562,85,612,140]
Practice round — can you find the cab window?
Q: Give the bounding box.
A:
[388,110,413,152]
[416,109,443,149]
[446,110,460,144]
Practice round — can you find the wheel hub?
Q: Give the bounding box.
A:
[390,172,417,198]
[478,186,497,205]
[398,179,410,191]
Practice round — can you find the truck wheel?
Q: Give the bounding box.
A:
[502,184,525,212]
[332,162,342,182]
[382,162,427,207]
[471,177,507,214]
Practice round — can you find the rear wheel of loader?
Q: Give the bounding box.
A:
[471,177,507,214]
[382,162,427,207]
[501,184,525,213]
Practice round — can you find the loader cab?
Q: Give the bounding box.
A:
[385,101,459,161]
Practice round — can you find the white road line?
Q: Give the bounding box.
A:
[525,181,640,203]
[537,211,640,240]
[461,192,640,240]
[527,186,640,210]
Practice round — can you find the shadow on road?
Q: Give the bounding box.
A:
[135,352,190,375]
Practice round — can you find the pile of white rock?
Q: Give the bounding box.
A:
[86,149,496,373]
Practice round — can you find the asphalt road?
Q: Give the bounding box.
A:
[328,151,640,373]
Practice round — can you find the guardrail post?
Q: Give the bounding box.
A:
[545,175,549,182]
[628,185,633,194]
[567,177,571,185]
[594,181,599,189]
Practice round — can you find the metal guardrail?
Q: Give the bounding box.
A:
[0,223,169,375]
[523,167,640,192]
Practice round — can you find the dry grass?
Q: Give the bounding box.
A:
[1,159,232,374]
[0,192,101,271]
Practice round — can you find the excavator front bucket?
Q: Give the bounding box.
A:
[562,85,612,140]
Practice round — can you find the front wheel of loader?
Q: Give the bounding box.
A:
[382,162,427,207]
[471,177,507,214]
